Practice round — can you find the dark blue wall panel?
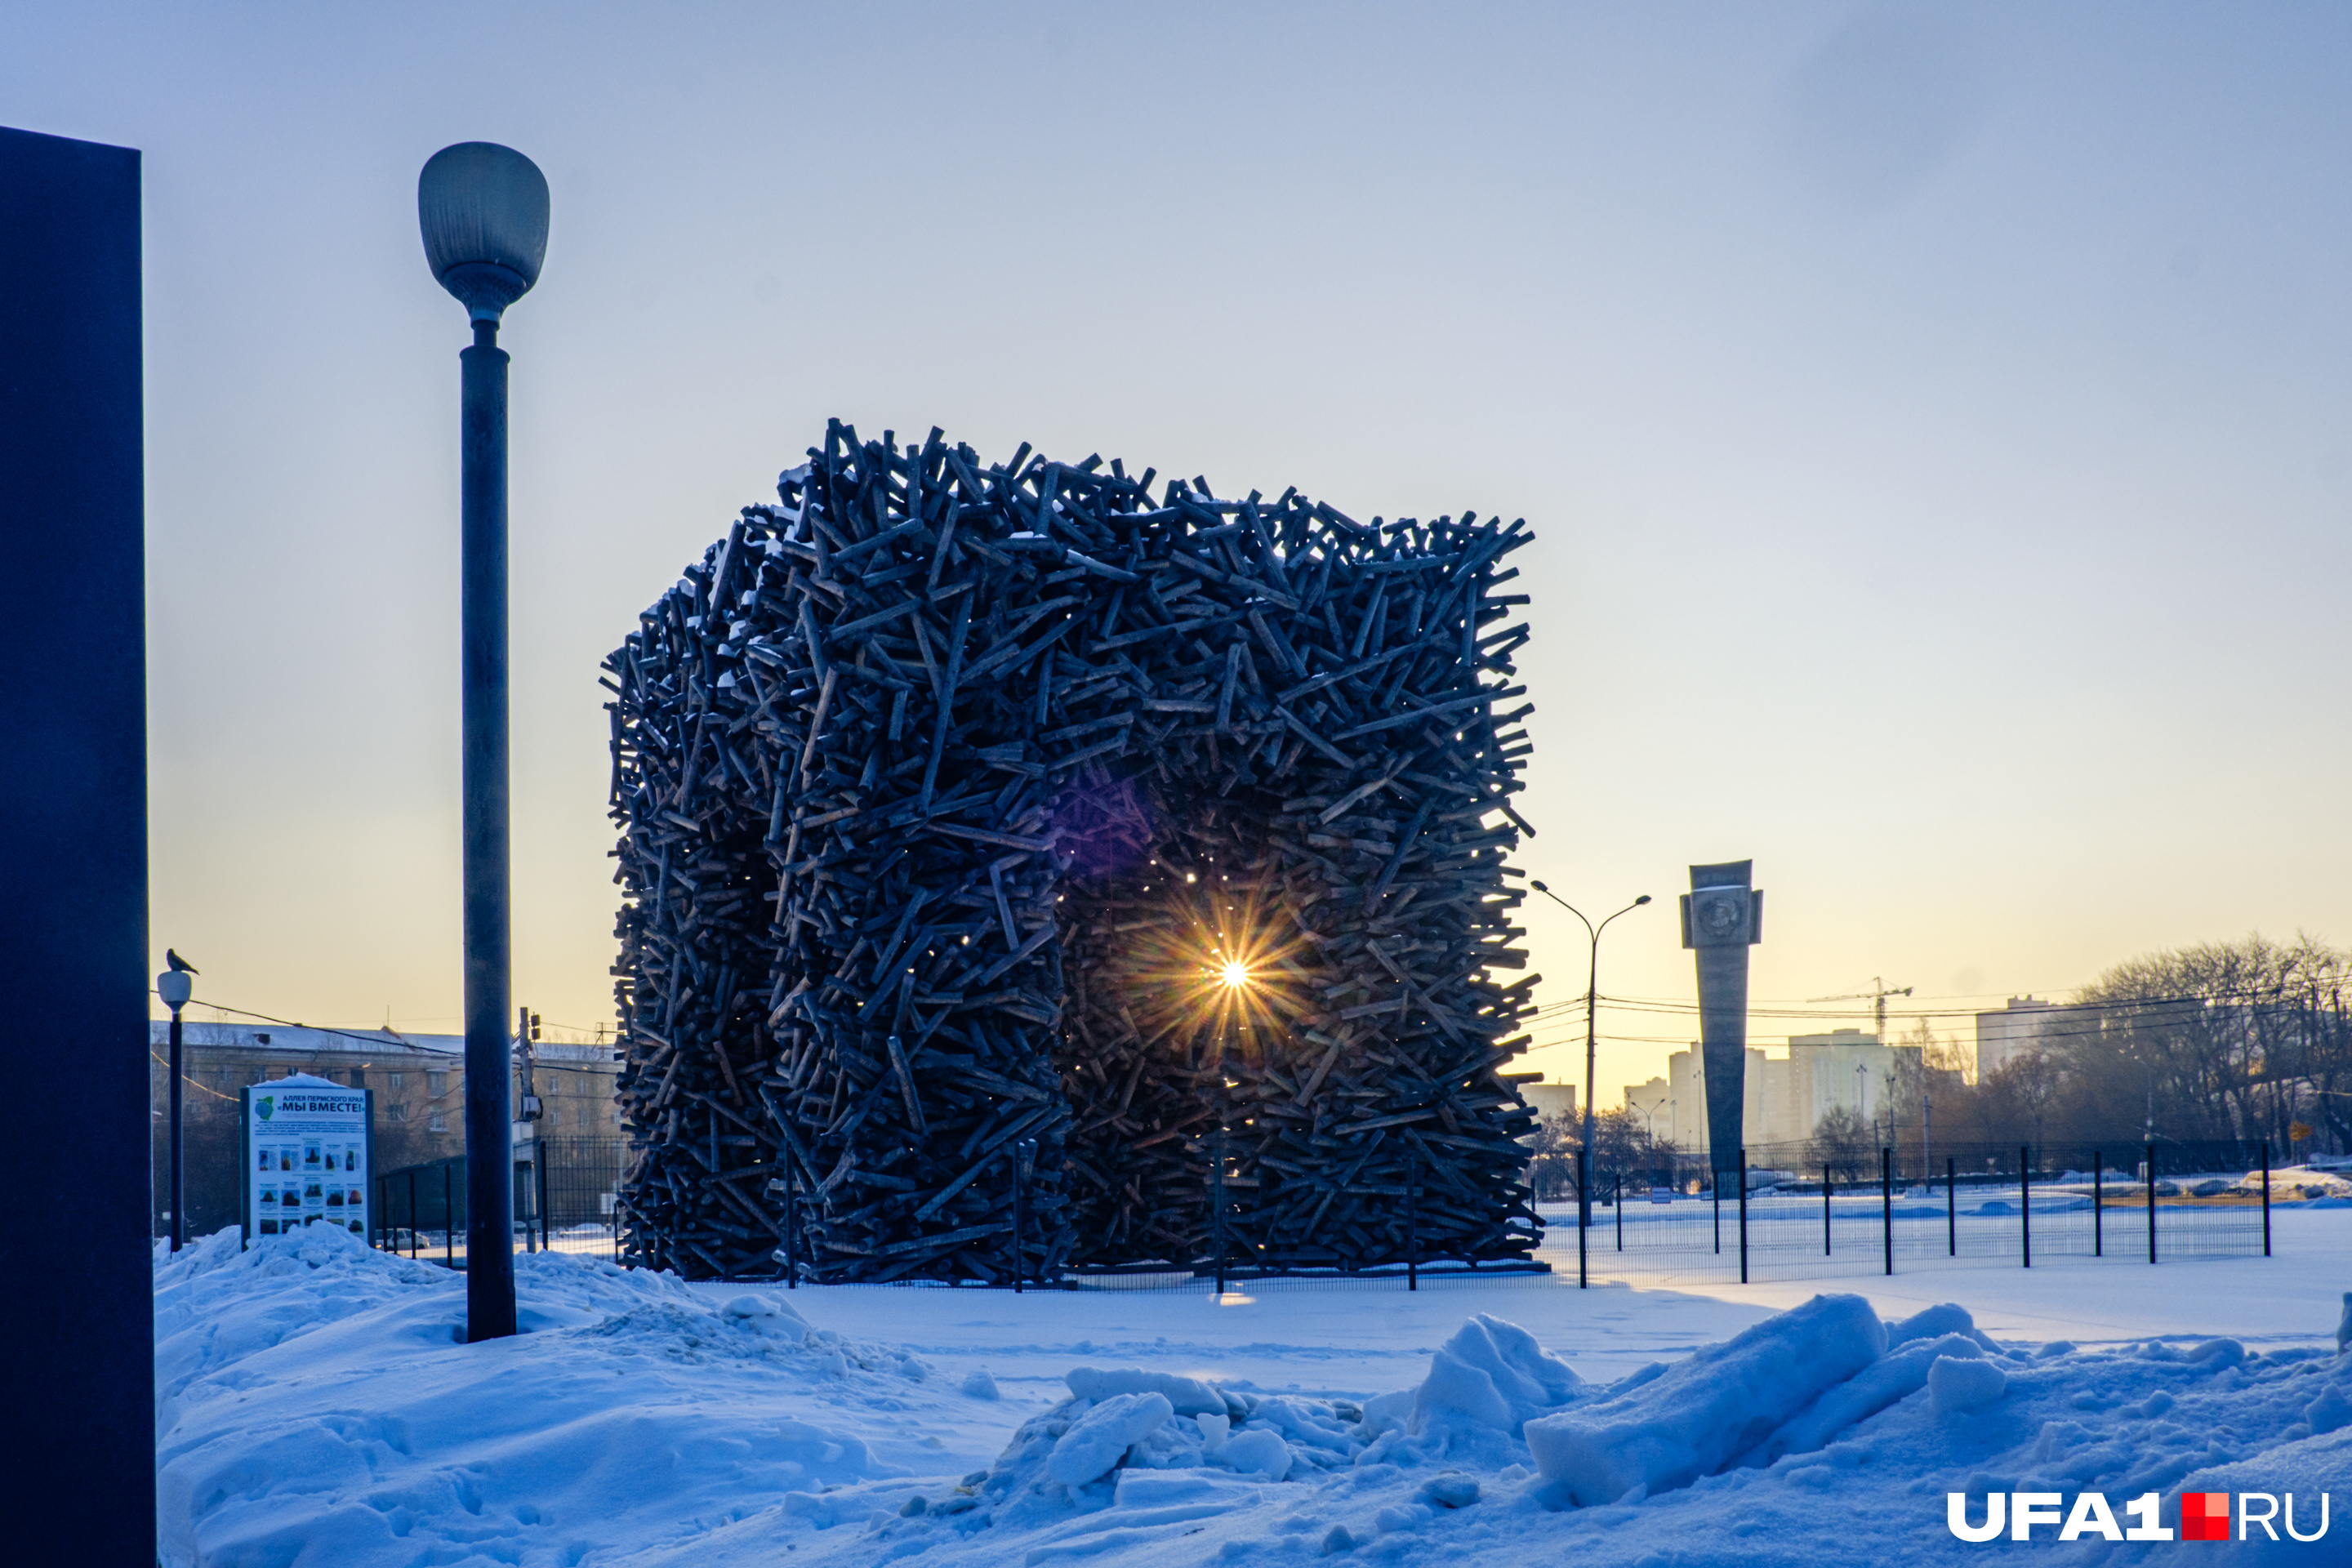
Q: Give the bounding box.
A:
[0,125,152,1562]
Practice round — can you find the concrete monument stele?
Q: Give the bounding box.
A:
[1681,860,1762,1172]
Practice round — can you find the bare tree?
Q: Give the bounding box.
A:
[1588,1105,1679,1191]
[1809,1104,1873,1183]
[1976,1049,2065,1154]
[2068,933,2352,1152]
[1526,1116,1574,1203]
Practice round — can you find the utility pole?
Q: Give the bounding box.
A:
[1922,1065,1933,1181]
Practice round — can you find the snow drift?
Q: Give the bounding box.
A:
[1525,1292,1889,1503]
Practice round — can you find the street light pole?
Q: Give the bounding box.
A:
[419,143,550,1344]
[1530,883,1652,1176]
[157,960,194,1250]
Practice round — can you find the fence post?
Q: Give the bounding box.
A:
[1614,1173,1623,1252]
[1880,1147,1892,1276]
[1407,1151,1419,1293]
[1211,1124,1228,1298]
[443,1164,454,1269]
[1011,1149,1025,1295]
[1575,1152,1587,1290]
[410,1167,420,1259]
[2145,1141,2157,1265]
[2261,1139,2271,1258]
[538,1155,550,1254]
[2020,1145,2031,1268]
[1823,1165,1832,1256]
[2093,1151,2102,1258]
[1712,1171,1721,1256]
[783,1162,799,1289]
[1738,1152,1748,1285]
[1945,1156,1956,1256]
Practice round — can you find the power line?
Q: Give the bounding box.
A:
[149,995,618,1078]
[155,996,461,1057]
[147,1050,240,1102]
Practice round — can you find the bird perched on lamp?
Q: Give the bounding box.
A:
[166,949,198,974]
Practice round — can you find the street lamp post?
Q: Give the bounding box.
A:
[418,142,550,1344]
[1530,884,1653,1165]
[1530,882,1651,1280]
[157,960,194,1251]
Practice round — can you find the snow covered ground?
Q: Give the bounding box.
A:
[155,1214,2352,1566]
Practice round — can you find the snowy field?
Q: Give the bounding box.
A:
[156,1215,2352,1566]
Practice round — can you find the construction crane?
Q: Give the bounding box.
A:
[1810,978,1924,1171]
[1807,977,1913,1042]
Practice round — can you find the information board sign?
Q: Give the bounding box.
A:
[241,1073,373,1247]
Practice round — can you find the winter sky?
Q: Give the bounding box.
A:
[16,2,2350,1103]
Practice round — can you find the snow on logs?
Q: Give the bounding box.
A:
[605,420,1543,1282]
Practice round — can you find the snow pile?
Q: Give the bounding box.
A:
[833,1294,2352,1564]
[964,1365,1358,1516]
[1065,1365,1226,1414]
[930,1310,1584,1532]
[154,1225,962,1568]
[2272,1164,2352,1204]
[1524,1292,1888,1503]
[1382,1313,1584,1440]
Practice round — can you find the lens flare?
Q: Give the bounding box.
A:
[1219,960,1250,989]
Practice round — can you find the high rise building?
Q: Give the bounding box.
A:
[1975,996,2086,1079]
[1660,1027,1922,1157]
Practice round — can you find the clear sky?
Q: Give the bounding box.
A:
[15,2,2350,1105]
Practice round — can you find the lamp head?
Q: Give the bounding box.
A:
[1634,894,1652,906]
[418,143,550,321]
[157,970,193,1011]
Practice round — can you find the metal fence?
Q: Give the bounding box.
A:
[372,1138,625,1267]
[373,1137,2282,1294]
[1549,1140,2277,1286]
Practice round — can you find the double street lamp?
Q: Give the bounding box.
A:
[1530,881,1651,1285]
[418,142,550,1344]
[1529,884,1652,1167]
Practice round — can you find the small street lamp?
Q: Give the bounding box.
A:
[419,141,550,1344]
[156,951,196,1251]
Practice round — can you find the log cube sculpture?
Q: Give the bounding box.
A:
[606,421,1543,1282]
